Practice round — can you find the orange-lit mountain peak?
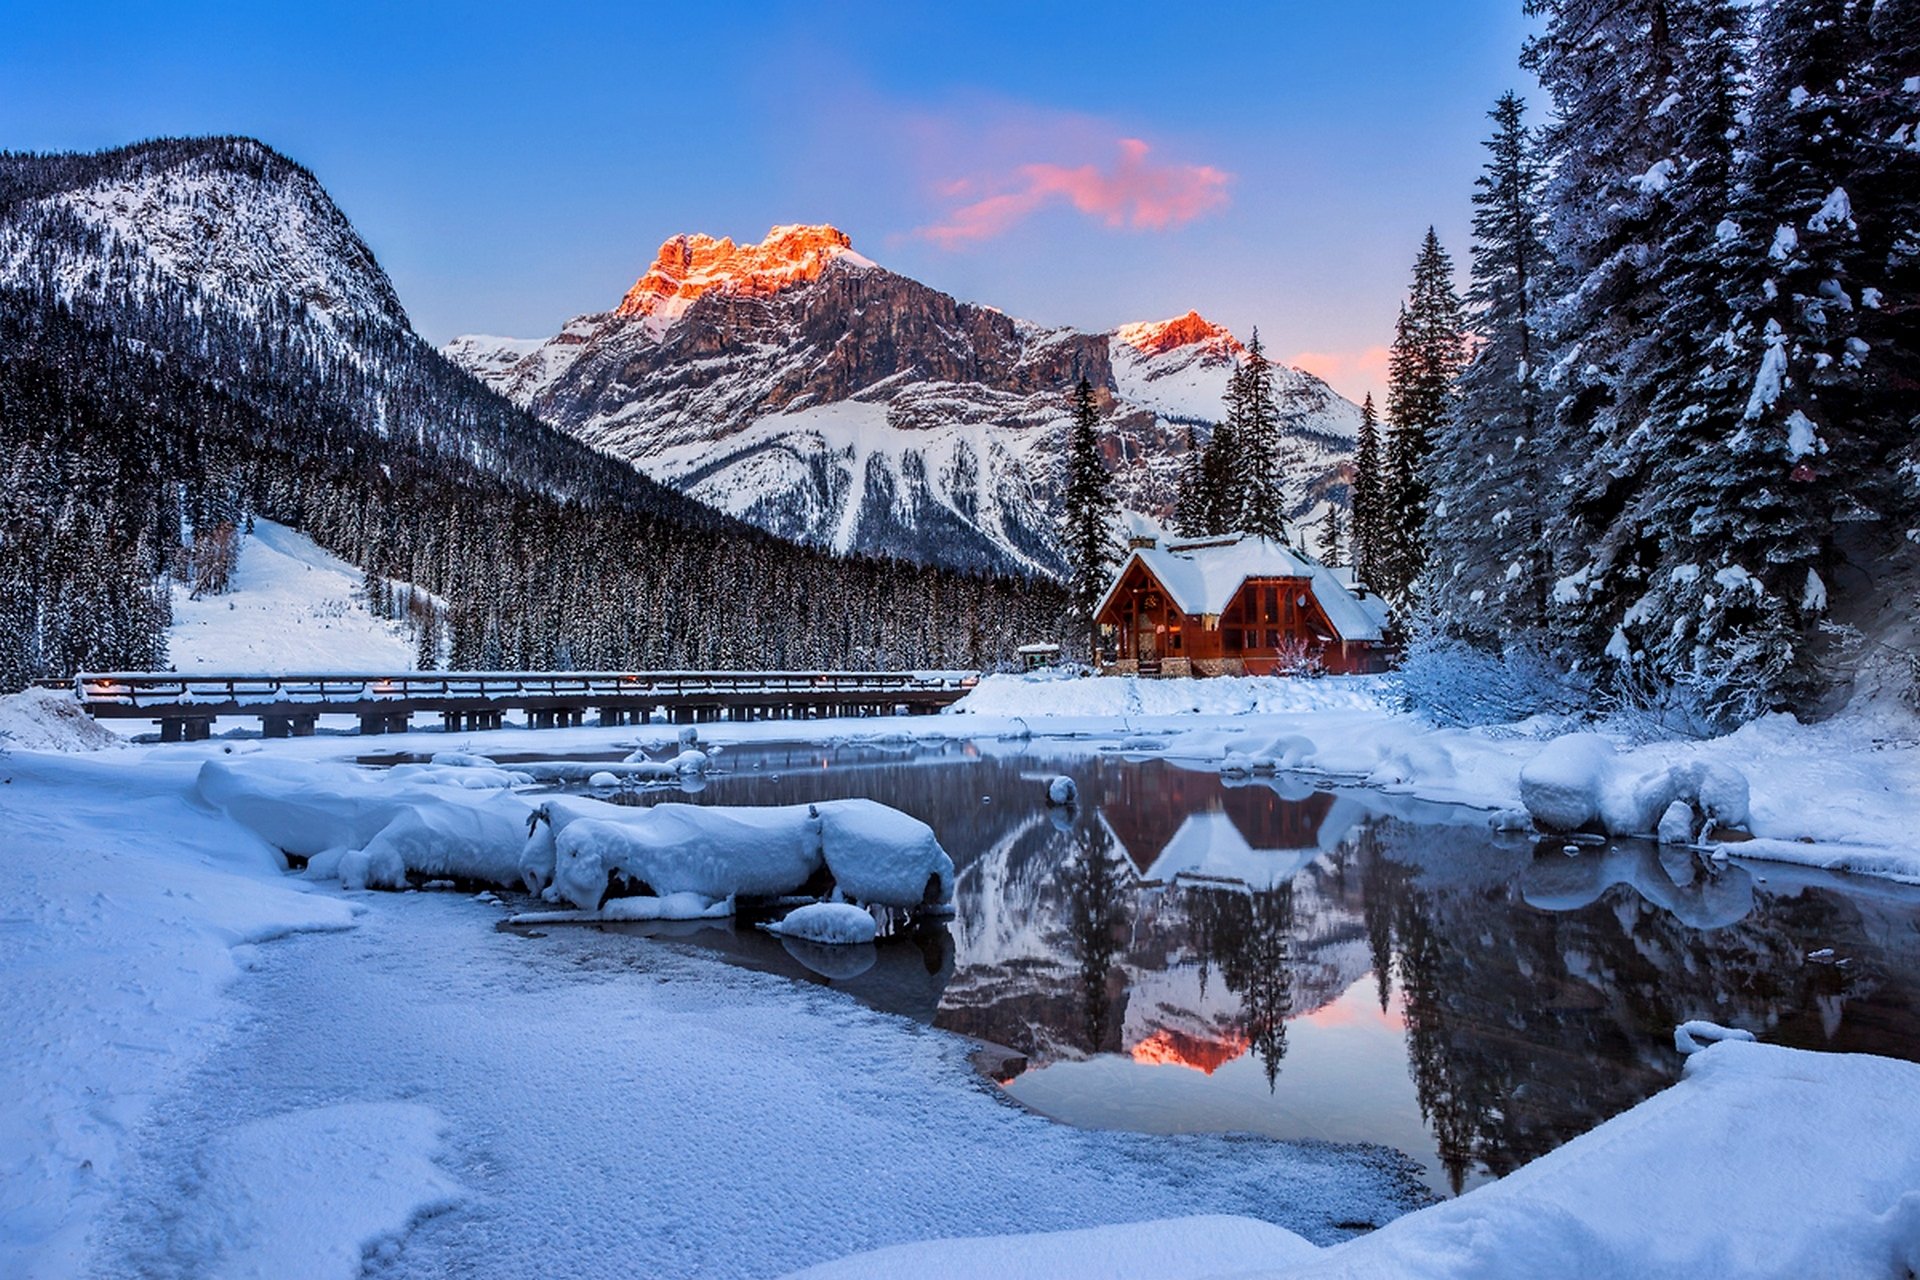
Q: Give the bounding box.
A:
[1114,310,1245,358]
[615,224,867,326]
[1128,1026,1250,1075]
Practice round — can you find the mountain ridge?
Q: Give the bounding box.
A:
[448,223,1361,577]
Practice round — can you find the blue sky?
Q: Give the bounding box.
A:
[0,1,1538,401]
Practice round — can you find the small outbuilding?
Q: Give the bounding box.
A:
[1093,533,1393,677]
[1016,642,1062,672]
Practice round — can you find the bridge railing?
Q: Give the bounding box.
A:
[70,670,977,712]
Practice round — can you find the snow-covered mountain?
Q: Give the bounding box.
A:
[0,137,409,338]
[447,226,1361,577]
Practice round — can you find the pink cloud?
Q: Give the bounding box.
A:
[917,137,1232,249]
[1290,345,1391,404]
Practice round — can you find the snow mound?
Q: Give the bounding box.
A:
[1674,1019,1756,1055]
[0,686,123,752]
[763,902,879,946]
[1046,775,1077,806]
[1519,733,1750,837]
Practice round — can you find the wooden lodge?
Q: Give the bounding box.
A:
[1093,533,1394,677]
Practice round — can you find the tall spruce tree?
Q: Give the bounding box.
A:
[1172,426,1210,535]
[1060,377,1118,655]
[1422,93,1549,645]
[1351,392,1386,588]
[1234,329,1289,542]
[1381,231,1467,600]
[1523,0,1701,672]
[1319,503,1346,567]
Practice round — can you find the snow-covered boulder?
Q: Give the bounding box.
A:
[553,805,825,909]
[587,771,620,789]
[816,800,954,908]
[763,902,878,946]
[1657,800,1695,846]
[1518,734,1616,831]
[1046,776,1077,806]
[1520,736,1751,837]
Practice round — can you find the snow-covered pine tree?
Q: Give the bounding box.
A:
[1060,377,1118,655]
[1611,0,1826,726]
[1381,230,1467,601]
[1351,392,1386,588]
[1422,92,1550,647]
[1319,503,1346,567]
[1523,0,1698,673]
[1173,426,1210,536]
[1235,329,1289,542]
[1199,360,1247,534]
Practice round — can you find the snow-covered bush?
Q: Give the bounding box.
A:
[1271,638,1325,678]
[1392,631,1591,727]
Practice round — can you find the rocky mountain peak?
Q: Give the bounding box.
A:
[1113,310,1244,358]
[613,223,871,333]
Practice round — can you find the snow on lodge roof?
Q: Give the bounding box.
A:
[1097,533,1392,644]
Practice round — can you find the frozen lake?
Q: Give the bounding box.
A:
[495,736,1920,1196]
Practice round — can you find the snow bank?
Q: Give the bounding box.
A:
[1519,734,1750,837]
[764,902,879,946]
[798,1042,1920,1280]
[952,672,1387,719]
[0,686,123,752]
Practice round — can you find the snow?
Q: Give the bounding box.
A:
[1806,186,1854,233]
[1047,775,1077,805]
[165,1103,463,1280]
[165,519,417,673]
[763,902,879,946]
[786,1215,1320,1280]
[0,687,124,752]
[1783,408,1825,461]
[811,1041,1920,1280]
[193,757,952,909]
[1673,1020,1755,1055]
[7,682,1920,1275]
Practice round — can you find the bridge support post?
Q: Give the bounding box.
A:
[291,715,318,736]
[158,718,183,743]
[262,715,292,739]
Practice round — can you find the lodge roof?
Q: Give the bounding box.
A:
[1096,532,1392,643]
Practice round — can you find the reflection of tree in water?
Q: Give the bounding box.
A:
[1355,823,1914,1193]
[1061,821,1131,1052]
[1186,884,1296,1088]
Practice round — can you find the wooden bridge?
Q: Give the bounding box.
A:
[63,670,978,741]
